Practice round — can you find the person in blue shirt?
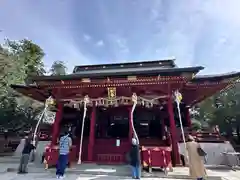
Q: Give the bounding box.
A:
[56,130,72,179]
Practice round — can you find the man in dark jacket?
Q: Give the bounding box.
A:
[18,137,35,174]
[129,138,141,179]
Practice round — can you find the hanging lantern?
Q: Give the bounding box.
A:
[46,96,55,106]
[174,90,182,104]
[46,96,57,112]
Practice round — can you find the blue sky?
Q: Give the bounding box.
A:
[1,0,240,74]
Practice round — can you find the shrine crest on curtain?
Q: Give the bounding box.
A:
[108,87,116,100]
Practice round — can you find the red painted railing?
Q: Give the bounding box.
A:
[44,138,172,167]
[44,145,77,167]
[141,146,172,170]
[97,154,124,164]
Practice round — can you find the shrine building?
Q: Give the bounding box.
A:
[11,59,240,168]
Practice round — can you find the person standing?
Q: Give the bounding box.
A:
[129,138,141,179]
[4,129,8,140]
[186,135,207,180]
[18,137,35,174]
[56,130,72,179]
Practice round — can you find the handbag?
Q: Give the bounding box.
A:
[197,145,206,157]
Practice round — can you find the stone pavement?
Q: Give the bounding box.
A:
[0,172,185,180]
[1,156,240,180]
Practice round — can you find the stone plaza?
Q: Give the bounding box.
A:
[1,156,240,180]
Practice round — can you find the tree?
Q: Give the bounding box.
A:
[50,60,67,75]
[193,97,216,126]
[0,39,46,131]
[4,39,45,77]
[0,44,22,108]
[194,83,240,140]
[191,119,202,131]
[1,39,45,100]
[13,99,44,131]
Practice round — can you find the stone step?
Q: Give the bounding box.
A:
[0,156,21,163]
[3,166,222,180]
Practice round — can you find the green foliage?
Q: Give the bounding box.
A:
[50,60,67,75]
[194,83,240,136]
[0,47,18,93]
[191,119,202,131]
[14,98,44,130]
[0,39,46,131]
[4,39,45,76]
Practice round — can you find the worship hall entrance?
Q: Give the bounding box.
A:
[94,106,169,164]
[59,103,189,164]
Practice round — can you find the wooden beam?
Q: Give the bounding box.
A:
[37,76,186,88]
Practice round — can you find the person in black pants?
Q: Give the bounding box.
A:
[18,137,35,174]
[129,138,141,179]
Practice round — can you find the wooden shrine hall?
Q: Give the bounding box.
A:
[11,59,240,169]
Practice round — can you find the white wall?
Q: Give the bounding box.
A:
[179,142,238,166]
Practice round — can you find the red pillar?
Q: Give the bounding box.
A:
[186,107,192,127]
[88,105,96,161]
[167,97,180,166]
[51,103,63,146]
[129,106,133,142]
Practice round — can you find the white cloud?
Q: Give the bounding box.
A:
[106,34,130,61]
[39,28,92,73]
[0,0,93,73]
[96,40,104,47]
[149,0,240,73]
[115,37,129,53]
[83,34,91,41]
[1,0,240,75]
[149,0,164,21]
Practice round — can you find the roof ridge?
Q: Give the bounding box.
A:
[73,59,176,73]
[195,71,239,78]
